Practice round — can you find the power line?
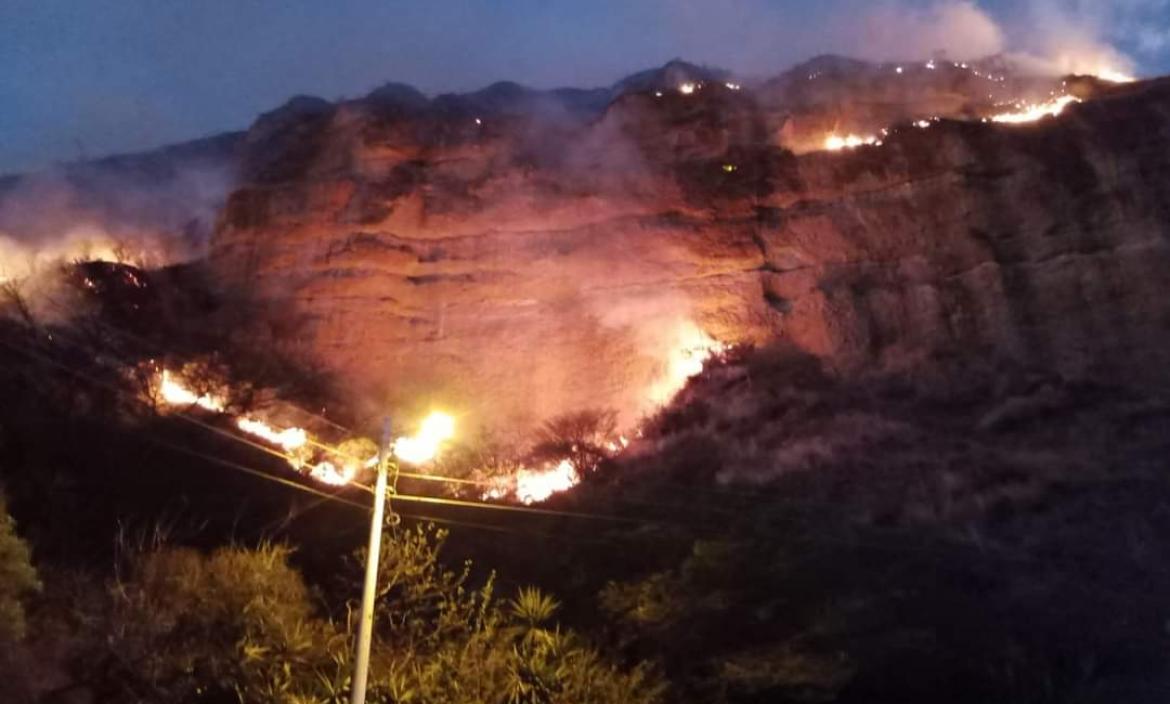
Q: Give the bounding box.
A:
[0,332,680,528]
[2,324,786,528]
[149,437,370,511]
[351,482,661,525]
[11,320,832,527]
[34,309,800,512]
[0,326,902,531]
[8,326,1160,574]
[43,299,951,524]
[32,312,503,492]
[151,437,601,541]
[46,301,356,435]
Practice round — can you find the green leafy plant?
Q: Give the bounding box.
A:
[0,492,40,642]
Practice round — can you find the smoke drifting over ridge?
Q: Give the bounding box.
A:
[0,136,239,282]
[658,0,1149,79]
[0,0,1155,290]
[868,0,1170,77]
[847,1,1006,61]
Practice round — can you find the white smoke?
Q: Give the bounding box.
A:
[847,1,1006,61]
[646,0,1150,80]
[840,0,1146,77]
[0,158,236,283]
[1000,0,1143,78]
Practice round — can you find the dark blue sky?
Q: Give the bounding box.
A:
[2,0,1167,172]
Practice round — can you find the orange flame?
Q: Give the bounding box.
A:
[823,133,882,151]
[989,95,1081,124]
[646,322,725,406]
[392,412,456,465]
[515,459,579,504]
[153,368,454,486]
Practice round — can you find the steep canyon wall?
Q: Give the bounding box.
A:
[210,75,1170,432]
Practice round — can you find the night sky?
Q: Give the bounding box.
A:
[2,0,1168,173]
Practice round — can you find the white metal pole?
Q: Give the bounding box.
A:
[350,418,392,704]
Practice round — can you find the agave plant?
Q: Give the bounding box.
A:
[508,587,560,627]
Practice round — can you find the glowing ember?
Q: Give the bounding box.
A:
[990,95,1081,124]
[393,411,456,465]
[514,459,579,504]
[824,133,882,151]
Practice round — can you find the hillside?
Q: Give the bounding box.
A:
[208,60,1169,436]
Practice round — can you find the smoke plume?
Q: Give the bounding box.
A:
[842,0,1147,77]
[847,1,1006,61]
[0,151,236,282]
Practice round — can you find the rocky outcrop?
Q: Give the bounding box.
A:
[210,62,1170,433]
[765,80,1170,380]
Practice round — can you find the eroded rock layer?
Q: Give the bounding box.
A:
[211,69,1170,432]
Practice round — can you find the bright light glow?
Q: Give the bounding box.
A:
[646,322,725,405]
[309,461,357,486]
[485,438,631,505]
[514,459,579,504]
[1095,69,1135,83]
[990,95,1081,124]
[724,81,741,91]
[156,368,357,484]
[158,370,311,453]
[393,411,456,465]
[159,370,225,412]
[155,368,456,485]
[824,133,882,151]
[236,417,307,452]
[895,66,904,74]
[0,228,146,284]
[678,82,697,95]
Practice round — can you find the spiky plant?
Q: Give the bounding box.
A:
[509,587,560,628]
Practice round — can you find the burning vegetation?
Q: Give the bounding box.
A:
[768,54,1137,154]
[149,323,723,503]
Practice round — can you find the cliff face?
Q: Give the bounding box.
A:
[762,80,1170,378]
[210,66,1170,432]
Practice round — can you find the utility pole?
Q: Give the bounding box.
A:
[350,418,394,704]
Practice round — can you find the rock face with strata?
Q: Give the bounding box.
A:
[210,60,1170,432]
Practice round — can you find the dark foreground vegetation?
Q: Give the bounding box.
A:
[2,262,1170,703]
